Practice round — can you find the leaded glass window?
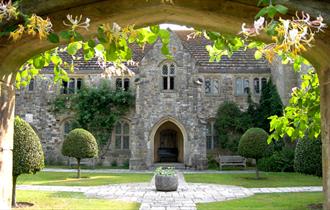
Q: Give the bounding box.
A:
[206,121,219,150]
[114,121,130,150]
[162,64,175,90]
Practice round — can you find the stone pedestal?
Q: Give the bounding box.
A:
[0,74,15,209]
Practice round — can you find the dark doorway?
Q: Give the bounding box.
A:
[154,121,184,163]
[158,129,178,162]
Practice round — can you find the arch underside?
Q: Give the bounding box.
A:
[2,0,330,73]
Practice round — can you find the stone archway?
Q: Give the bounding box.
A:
[0,1,330,209]
[154,121,184,163]
[149,116,187,165]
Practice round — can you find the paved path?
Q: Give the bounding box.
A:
[17,171,323,210]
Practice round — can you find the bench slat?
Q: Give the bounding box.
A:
[218,155,246,170]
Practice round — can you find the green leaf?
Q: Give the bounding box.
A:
[48,33,60,43]
[95,44,105,54]
[293,62,301,71]
[16,72,21,82]
[73,32,84,41]
[106,42,118,61]
[286,127,294,137]
[30,68,39,76]
[51,55,62,65]
[266,21,279,36]
[267,6,278,18]
[255,7,269,19]
[257,0,269,6]
[161,45,170,56]
[248,42,258,49]
[254,50,263,60]
[147,34,158,44]
[275,4,288,14]
[150,25,160,34]
[88,40,96,48]
[59,31,72,41]
[21,70,28,78]
[159,29,170,41]
[67,42,82,55]
[33,55,45,69]
[21,81,27,87]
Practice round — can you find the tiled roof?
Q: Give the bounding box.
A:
[41,43,153,74]
[41,31,270,74]
[175,30,271,74]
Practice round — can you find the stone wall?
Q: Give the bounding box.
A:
[15,31,297,170]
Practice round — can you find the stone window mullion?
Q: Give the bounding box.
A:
[211,121,215,149]
[121,123,124,150]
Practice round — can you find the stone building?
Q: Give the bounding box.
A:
[15,30,298,169]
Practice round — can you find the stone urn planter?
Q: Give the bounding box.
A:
[154,167,178,191]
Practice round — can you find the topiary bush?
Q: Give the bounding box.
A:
[294,137,322,177]
[258,147,295,172]
[13,116,44,207]
[62,128,98,178]
[238,127,272,179]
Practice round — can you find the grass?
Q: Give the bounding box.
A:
[17,172,153,186]
[184,172,322,188]
[197,192,323,210]
[46,165,129,170]
[15,190,139,210]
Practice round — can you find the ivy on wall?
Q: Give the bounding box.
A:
[52,80,134,148]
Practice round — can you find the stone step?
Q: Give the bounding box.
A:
[150,162,186,170]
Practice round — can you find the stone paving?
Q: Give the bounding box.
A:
[17,170,323,210]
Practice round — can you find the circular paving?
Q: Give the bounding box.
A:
[84,182,254,210]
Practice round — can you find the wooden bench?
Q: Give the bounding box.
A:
[218,155,246,170]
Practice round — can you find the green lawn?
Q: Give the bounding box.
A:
[15,190,139,210]
[46,165,129,169]
[184,172,322,188]
[17,172,153,186]
[197,192,323,210]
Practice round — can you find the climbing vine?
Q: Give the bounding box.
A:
[52,80,134,148]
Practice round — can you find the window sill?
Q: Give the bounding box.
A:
[205,94,220,97]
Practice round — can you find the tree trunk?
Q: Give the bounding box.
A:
[12,175,18,207]
[77,158,81,178]
[255,159,259,179]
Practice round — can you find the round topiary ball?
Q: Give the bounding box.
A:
[294,137,322,177]
[238,127,271,160]
[62,128,98,159]
[13,116,44,176]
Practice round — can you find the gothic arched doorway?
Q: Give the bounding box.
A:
[154,121,184,163]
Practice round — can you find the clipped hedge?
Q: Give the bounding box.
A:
[238,127,272,179]
[238,127,271,160]
[13,116,44,206]
[294,137,322,177]
[13,116,44,176]
[258,147,295,172]
[62,128,98,159]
